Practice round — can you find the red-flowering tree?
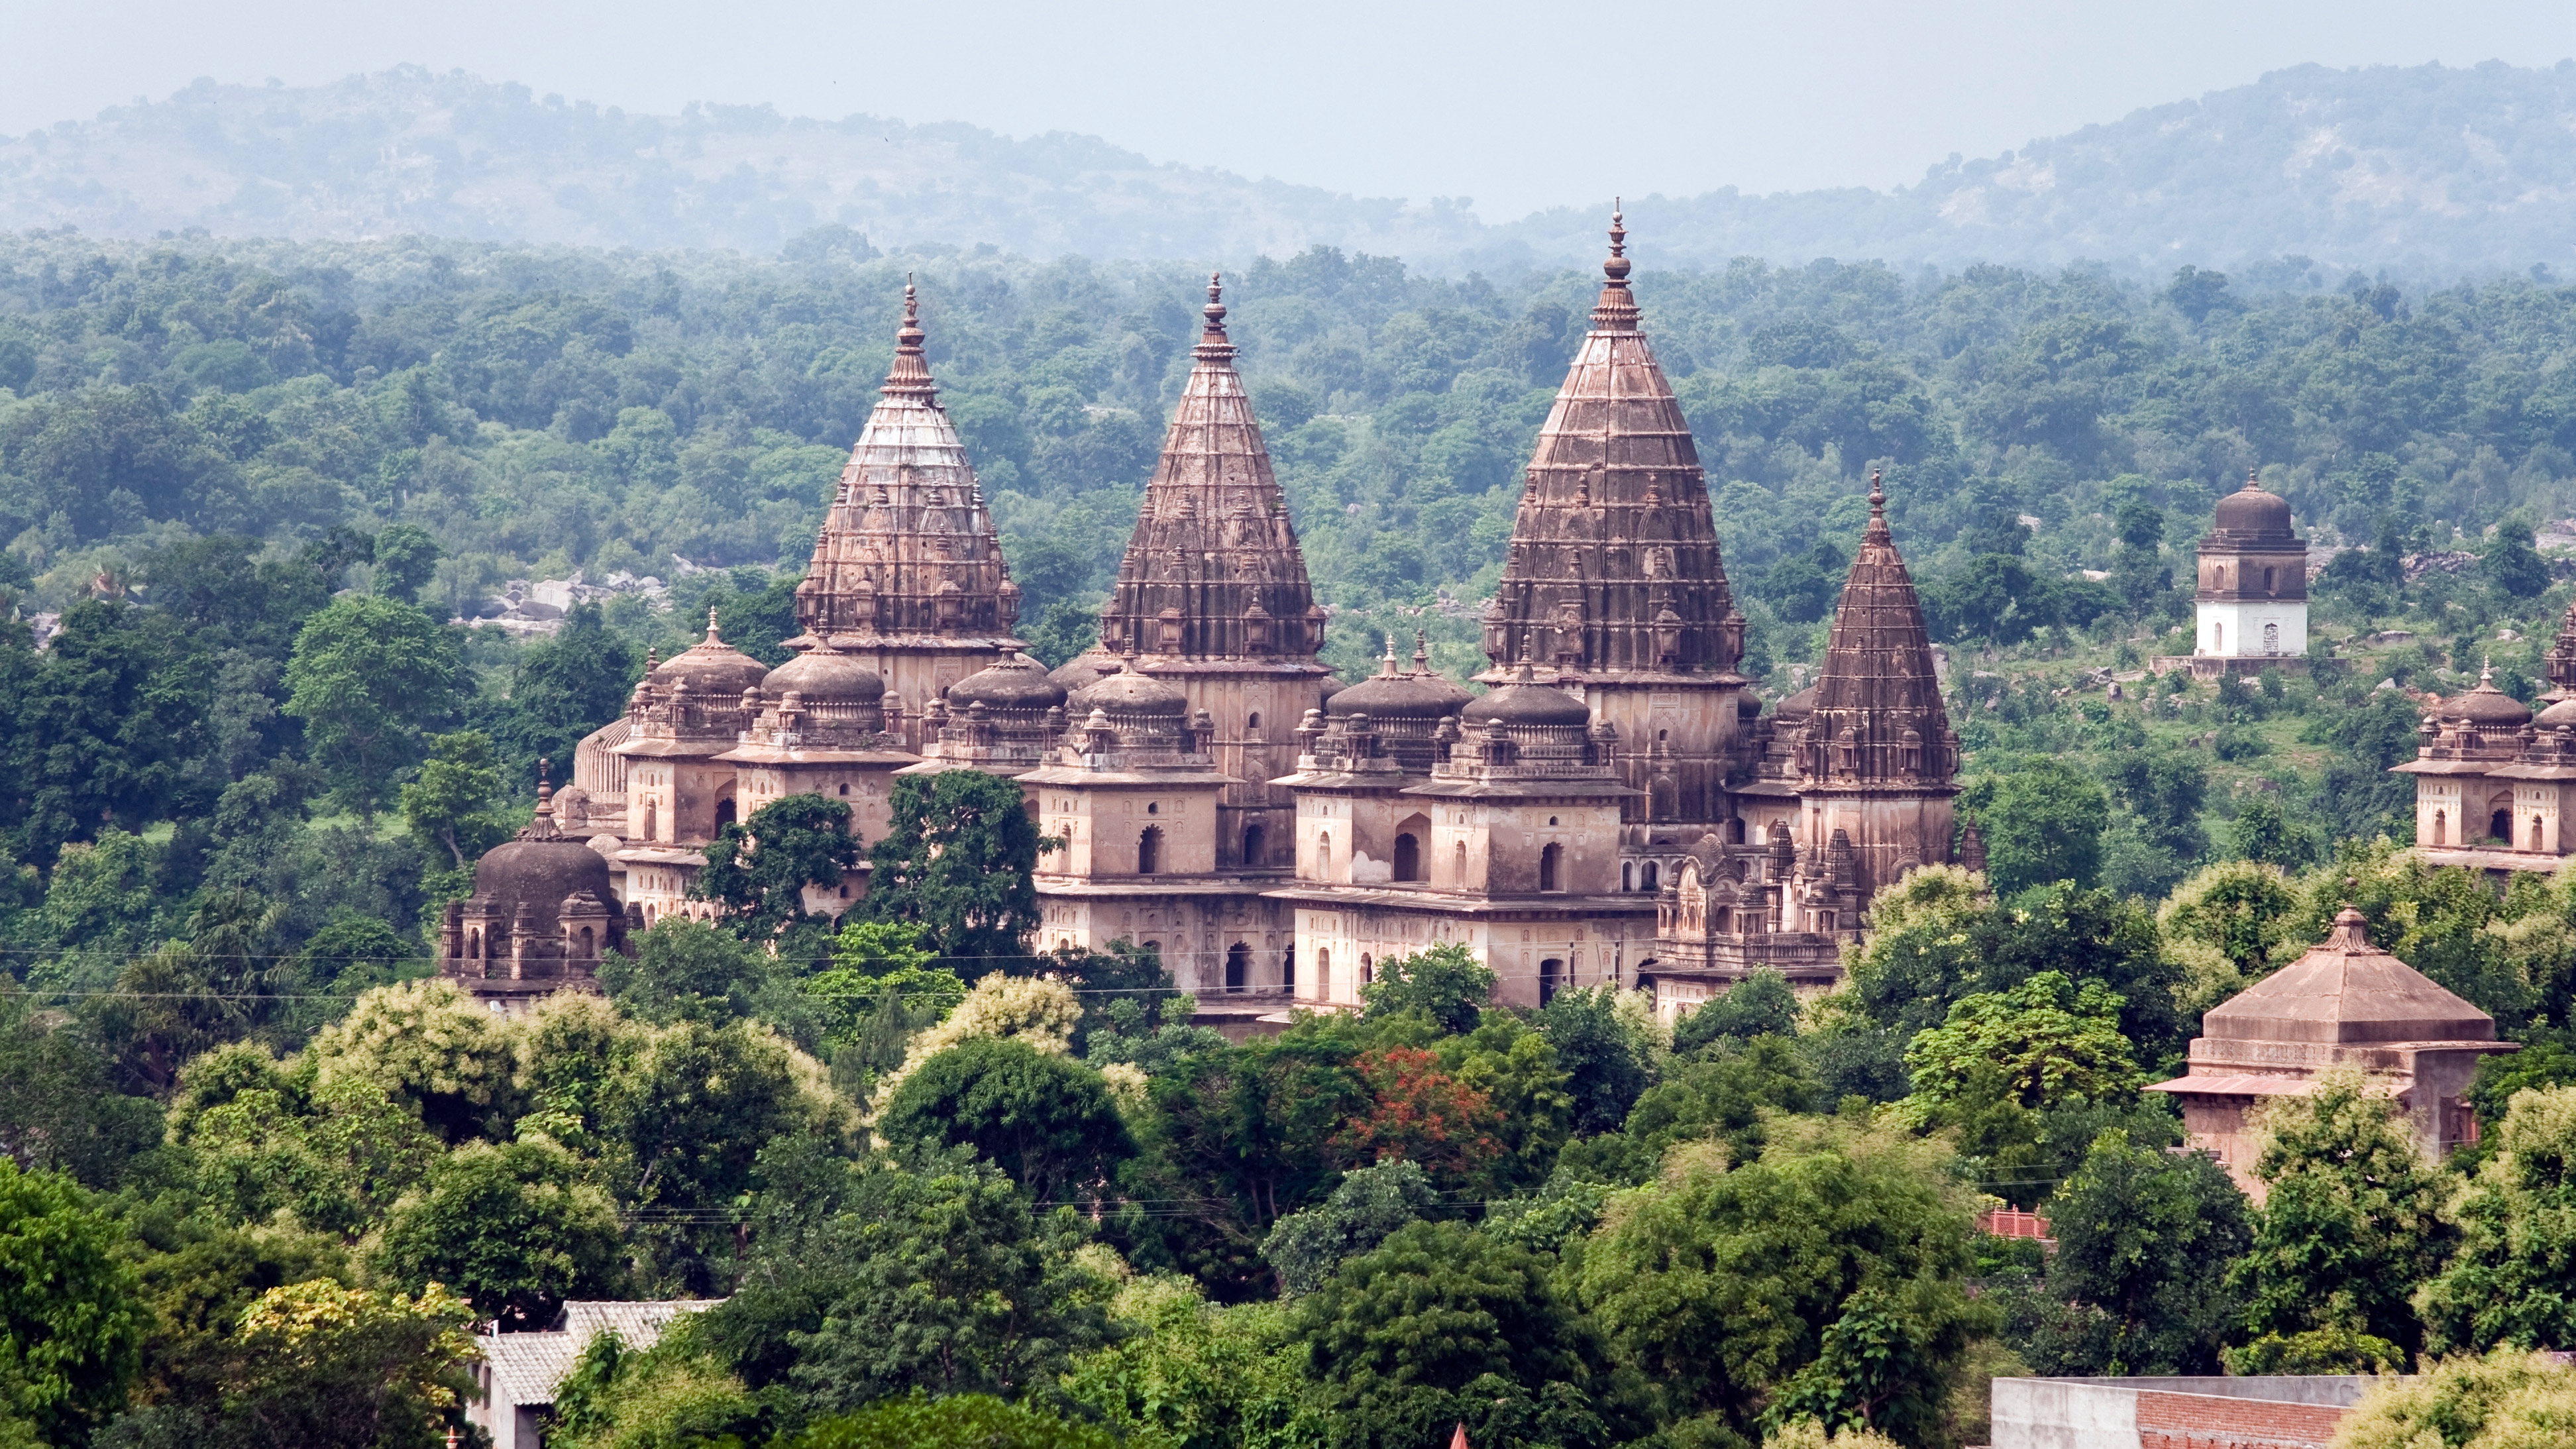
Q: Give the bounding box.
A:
[1333,1047,1505,1193]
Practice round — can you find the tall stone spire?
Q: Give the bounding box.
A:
[1099,273,1324,663]
[1794,472,1958,896]
[791,280,1020,740]
[1481,206,1742,679]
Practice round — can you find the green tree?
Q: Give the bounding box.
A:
[1358,941,1496,1036]
[0,985,162,1188]
[369,1138,627,1328]
[284,596,460,818]
[875,1037,1135,1208]
[1062,1275,1322,1449]
[784,1391,1117,1449]
[2226,1067,2446,1368]
[1539,984,1654,1136]
[1259,1159,1437,1297]
[217,1279,477,1449]
[1900,971,2142,1116]
[2041,1130,2251,1374]
[2228,794,2312,869]
[0,1157,143,1444]
[2480,514,2550,599]
[492,602,639,775]
[398,729,510,873]
[1295,1220,1629,1449]
[1671,968,1799,1057]
[1572,1117,1988,1444]
[1960,759,2108,894]
[2416,1085,2576,1354]
[694,793,863,942]
[368,523,441,605]
[860,770,1057,971]
[2328,1346,2576,1449]
[767,1150,1106,1411]
[599,916,771,1024]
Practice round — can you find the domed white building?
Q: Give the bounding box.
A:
[2163,471,2310,678]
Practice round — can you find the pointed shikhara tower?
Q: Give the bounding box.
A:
[1095,274,1330,871]
[1480,211,1750,833]
[790,282,1022,748]
[1792,474,1960,898]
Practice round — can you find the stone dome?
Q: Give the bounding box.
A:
[1329,639,1464,720]
[1462,678,1592,729]
[655,610,769,696]
[2438,667,2532,727]
[2537,696,2576,729]
[1070,659,1189,717]
[947,651,1067,711]
[2212,474,2294,537]
[1048,649,1120,696]
[474,792,620,926]
[762,647,885,702]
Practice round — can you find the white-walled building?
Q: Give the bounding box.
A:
[2168,472,2310,677]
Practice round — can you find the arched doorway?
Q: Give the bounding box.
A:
[2491,802,2514,844]
[1453,841,1468,886]
[1281,946,1296,991]
[1315,947,1330,999]
[1641,861,1659,892]
[2534,816,2547,851]
[1243,824,1266,867]
[1361,953,1374,986]
[1540,957,1566,1004]
[2263,621,2281,653]
[1225,941,1250,994]
[716,795,736,828]
[1393,814,1428,882]
[2433,810,2447,845]
[1623,862,1635,892]
[1539,843,1564,892]
[642,800,659,841]
[1138,826,1162,875]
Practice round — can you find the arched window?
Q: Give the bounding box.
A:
[1454,841,1468,886]
[1361,953,1374,985]
[1316,947,1330,998]
[1539,842,1564,892]
[2433,810,2447,845]
[2263,566,2275,593]
[1316,832,1332,877]
[2493,808,2514,844]
[1282,946,1296,991]
[1225,941,1250,994]
[1243,824,1266,867]
[1393,832,1422,882]
[467,929,482,960]
[1713,906,1732,934]
[1138,826,1162,875]
[578,926,595,958]
[716,796,737,828]
[1247,712,1261,730]
[1642,861,1660,892]
[2212,621,2225,653]
[2263,621,2281,653]
[1540,957,1566,1005]
[1623,862,1636,892]
[642,800,659,842]
[2534,816,2547,851]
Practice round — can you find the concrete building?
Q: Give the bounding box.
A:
[1991,1375,2372,1449]
[467,1300,719,1449]
[2145,907,2516,1195]
[2159,472,2310,678]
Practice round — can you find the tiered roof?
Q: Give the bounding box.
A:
[1481,209,1741,678]
[790,282,1020,649]
[1098,275,1322,664]
[1802,475,1955,786]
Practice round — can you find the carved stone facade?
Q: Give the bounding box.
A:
[2393,660,2576,874]
[788,282,1022,749]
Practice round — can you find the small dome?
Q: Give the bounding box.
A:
[1462,679,1591,729]
[1070,659,1188,717]
[655,609,769,696]
[763,648,885,702]
[2536,696,2576,729]
[474,837,617,922]
[948,651,1067,711]
[2213,474,2294,537]
[1774,684,1819,718]
[1330,639,1465,720]
[1317,676,1347,704]
[2440,671,2532,727]
[1048,649,1120,695]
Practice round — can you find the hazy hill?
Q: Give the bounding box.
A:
[8,62,2576,276]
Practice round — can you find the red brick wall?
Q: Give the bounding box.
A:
[2133,1390,2352,1449]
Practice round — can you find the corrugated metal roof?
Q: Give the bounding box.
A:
[480,1299,723,1409]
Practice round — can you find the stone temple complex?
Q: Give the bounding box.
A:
[451,216,1968,1024]
[2392,594,2576,874]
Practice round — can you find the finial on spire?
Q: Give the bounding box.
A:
[2483,656,2496,686]
[1192,272,1237,360]
[1413,629,1432,673]
[2245,466,2260,490]
[1603,200,1631,284]
[706,606,722,642]
[882,277,936,397]
[1204,272,1227,331]
[1870,469,1886,514]
[1379,635,1399,676]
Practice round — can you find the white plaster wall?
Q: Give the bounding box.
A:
[2198,600,2308,658]
[1990,1379,2140,1449]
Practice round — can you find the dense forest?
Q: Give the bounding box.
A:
[9,228,2576,1447]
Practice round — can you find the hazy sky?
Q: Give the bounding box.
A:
[9,0,2576,219]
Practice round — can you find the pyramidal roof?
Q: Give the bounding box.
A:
[791,282,1020,649]
[1804,474,1952,786]
[2204,908,2496,1045]
[1481,208,1739,679]
[1099,274,1322,665]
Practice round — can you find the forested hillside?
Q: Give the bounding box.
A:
[10,227,2576,1444]
[15,63,2576,275]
